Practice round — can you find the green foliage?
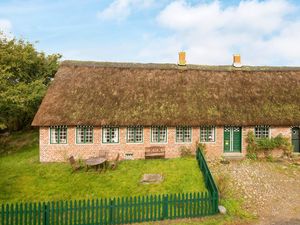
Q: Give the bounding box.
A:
[179,146,193,157]
[246,131,293,159]
[213,171,256,224]
[246,153,258,160]
[196,142,207,156]
[0,33,61,131]
[0,129,38,155]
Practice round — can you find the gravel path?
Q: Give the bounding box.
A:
[211,159,300,225]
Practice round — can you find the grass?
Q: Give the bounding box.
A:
[0,130,255,224]
[0,129,38,155]
[0,131,206,204]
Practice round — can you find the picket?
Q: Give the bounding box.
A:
[2,192,217,225]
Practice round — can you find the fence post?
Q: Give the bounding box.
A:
[162,195,168,220]
[43,203,50,225]
[109,199,114,225]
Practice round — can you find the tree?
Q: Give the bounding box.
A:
[0,33,61,131]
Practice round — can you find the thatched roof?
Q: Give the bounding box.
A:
[32,60,300,127]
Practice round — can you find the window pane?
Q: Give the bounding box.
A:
[200,127,207,142]
[50,128,59,144]
[85,127,93,143]
[152,127,159,142]
[207,127,214,142]
[135,127,143,143]
[255,126,269,138]
[77,127,85,143]
[176,127,184,142]
[103,128,110,143]
[59,127,67,144]
[200,126,215,142]
[159,127,167,142]
[184,127,192,142]
[127,127,135,143]
[111,128,119,143]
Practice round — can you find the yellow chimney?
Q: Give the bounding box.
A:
[233,54,242,67]
[178,51,186,66]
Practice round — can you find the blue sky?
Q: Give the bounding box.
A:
[1,0,300,65]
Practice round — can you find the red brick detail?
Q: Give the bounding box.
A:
[39,126,292,162]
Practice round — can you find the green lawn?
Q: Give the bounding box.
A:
[0,131,255,225]
[0,131,206,204]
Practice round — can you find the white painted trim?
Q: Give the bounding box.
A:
[199,126,217,144]
[125,126,144,144]
[74,126,94,145]
[150,127,168,144]
[101,127,120,145]
[175,126,193,144]
[48,126,68,145]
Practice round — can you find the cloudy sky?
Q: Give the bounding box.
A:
[1,0,300,66]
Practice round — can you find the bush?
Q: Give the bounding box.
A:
[196,142,207,156]
[246,131,292,159]
[179,146,193,157]
[246,153,257,160]
[256,137,276,151]
[214,172,231,199]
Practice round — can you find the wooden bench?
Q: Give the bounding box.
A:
[145,146,166,159]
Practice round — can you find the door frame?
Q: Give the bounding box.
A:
[223,126,242,153]
[291,127,300,153]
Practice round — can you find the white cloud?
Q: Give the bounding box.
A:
[143,0,300,66]
[0,19,12,38]
[97,0,154,21]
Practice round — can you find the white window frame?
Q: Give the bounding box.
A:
[151,126,168,143]
[76,126,93,144]
[254,126,270,138]
[127,126,143,143]
[50,126,67,144]
[200,126,216,143]
[176,126,192,143]
[102,127,119,144]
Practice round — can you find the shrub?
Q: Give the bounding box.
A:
[256,137,276,151]
[196,142,207,156]
[246,153,257,160]
[246,131,256,157]
[214,172,231,199]
[246,131,293,159]
[179,146,193,157]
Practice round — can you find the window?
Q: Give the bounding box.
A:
[176,126,192,142]
[102,127,119,143]
[151,126,167,143]
[76,126,93,144]
[124,153,134,160]
[200,126,215,142]
[255,126,270,138]
[50,126,67,144]
[127,126,143,143]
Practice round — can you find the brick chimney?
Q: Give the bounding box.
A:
[233,54,242,67]
[178,51,186,66]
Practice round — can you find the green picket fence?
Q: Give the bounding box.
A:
[1,148,219,225]
[196,146,219,199]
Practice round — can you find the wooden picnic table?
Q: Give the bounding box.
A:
[85,157,107,171]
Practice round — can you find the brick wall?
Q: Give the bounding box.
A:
[39,126,292,162]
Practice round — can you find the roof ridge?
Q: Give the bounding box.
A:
[61,60,300,71]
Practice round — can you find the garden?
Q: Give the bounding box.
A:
[1,130,258,225]
[0,131,207,204]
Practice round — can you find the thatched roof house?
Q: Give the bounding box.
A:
[33,57,300,162]
[32,60,300,127]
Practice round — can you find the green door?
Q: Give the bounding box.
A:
[292,127,300,153]
[224,126,242,152]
